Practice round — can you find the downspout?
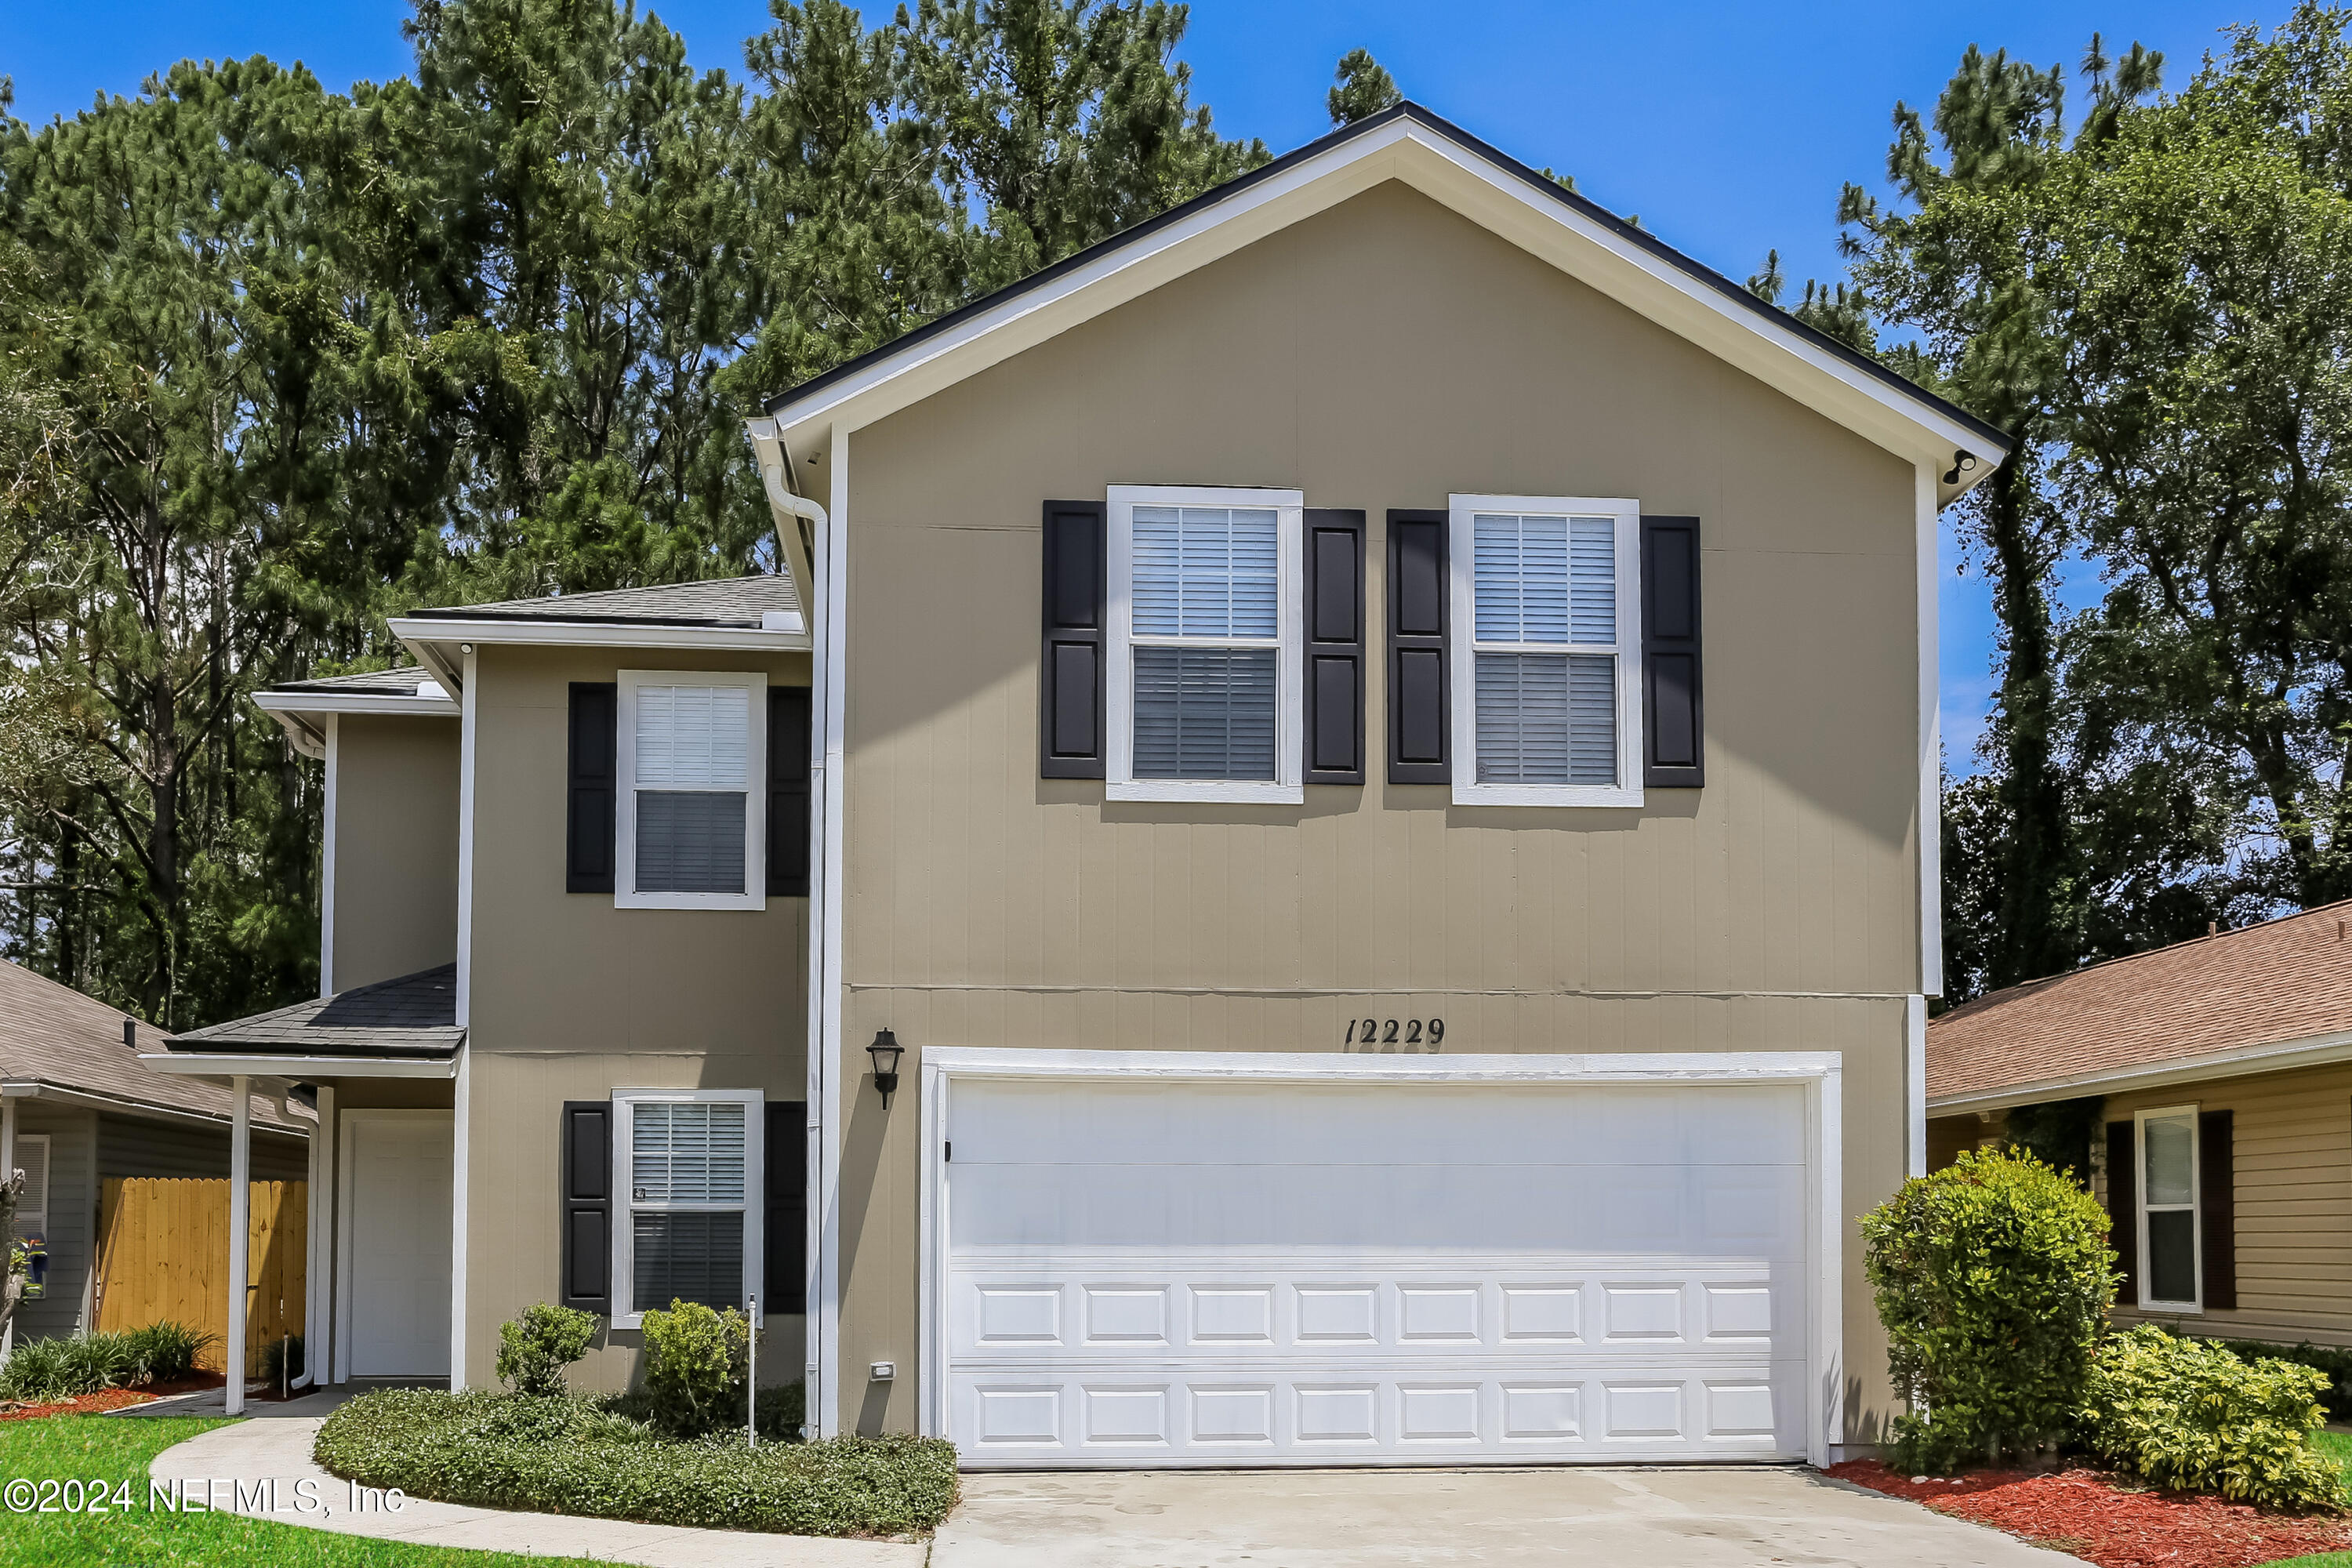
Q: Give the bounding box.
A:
[747,419,831,1438]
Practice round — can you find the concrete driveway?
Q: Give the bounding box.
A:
[931,1465,2085,1567]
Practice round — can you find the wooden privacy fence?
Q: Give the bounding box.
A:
[94,1178,305,1377]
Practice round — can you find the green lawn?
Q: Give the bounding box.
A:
[2248,1432,2352,1568]
[0,1414,608,1568]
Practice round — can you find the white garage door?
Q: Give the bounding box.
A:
[938,1073,1815,1467]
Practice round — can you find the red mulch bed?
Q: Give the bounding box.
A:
[0,1372,224,1422]
[1829,1459,2352,1567]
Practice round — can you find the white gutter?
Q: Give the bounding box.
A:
[137,1051,459,1080]
[255,690,459,719]
[1929,1026,2352,1116]
[746,414,837,1439]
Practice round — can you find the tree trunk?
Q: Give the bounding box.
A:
[1981,456,2072,988]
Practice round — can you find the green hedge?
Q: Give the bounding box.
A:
[2082,1327,2343,1512]
[313,1388,957,1538]
[2212,1338,2352,1425]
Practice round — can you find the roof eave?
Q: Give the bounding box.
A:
[1929,1025,2352,1114]
[760,103,2009,493]
[140,1049,461,1080]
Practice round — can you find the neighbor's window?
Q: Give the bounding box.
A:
[1106,485,1303,803]
[616,670,766,909]
[2139,1107,2200,1309]
[1450,495,1642,806]
[613,1090,763,1326]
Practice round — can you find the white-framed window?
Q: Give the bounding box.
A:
[612,1089,764,1328]
[616,670,767,909]
[2136,1105,2201,1311]
[1105,484,1305,804]
[1449,495,1643,807]
[8,1133,48,1243]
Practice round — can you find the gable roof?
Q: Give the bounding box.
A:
[270,667,444,698]
[165,964,462,1061]
[402,576,800,630]
[0,958,307,1134]
[757,103,2009,495]
[1928,900,2352,1109]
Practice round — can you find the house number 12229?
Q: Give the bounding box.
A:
[1344,1018,1444,1049]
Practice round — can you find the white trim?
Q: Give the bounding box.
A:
[137,1051,457,1080]
[308,1084,335,1385]
[451,1047,471,1387]
[255,690,460,720]
[613,670,768,911]
[226,1076,250,1414]
[2133,1104,2203,1314]
[457,648,477,1026]
[1916,463,1942,996]
[609,1087,766,1330]
[2,1078,312,1133]
[1928,1025,2352,1116]
[1447,495,1644,808]
[767,115,2005,491]
[320,714,339,999]
[390,617,807,658]
[336,1108,452,1382]
[1104,485,1305,804]
[1906,995,1928,1178]
[916,1047,1843,1468]
[812,427,850,1438]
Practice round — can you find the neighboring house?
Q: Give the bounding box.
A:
[1927,901,2352,1348]
[152,103,2009,1463]
[0,959,308,1345]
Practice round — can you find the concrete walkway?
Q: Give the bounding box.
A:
[144,1395,926,1568]
[931,1466,2089,1567]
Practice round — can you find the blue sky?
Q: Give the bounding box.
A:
[2,0,2288,761]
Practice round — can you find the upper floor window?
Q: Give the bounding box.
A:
[1106,485,1303,803]
[1450,495,1642,807]
[616,670,768,909]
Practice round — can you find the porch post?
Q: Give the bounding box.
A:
[226,1075,250,1415]
[308,1085,334,1387]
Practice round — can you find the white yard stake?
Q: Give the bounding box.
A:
[747,1293,757,1451]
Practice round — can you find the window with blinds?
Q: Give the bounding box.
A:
[616,1094,760,1321]
[1450,499,1641,805]
[1107,487,1303,802]
[616,673,765,909]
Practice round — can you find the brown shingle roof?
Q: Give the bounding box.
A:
[0,960,307,1134]
[1928,900,2352,1103]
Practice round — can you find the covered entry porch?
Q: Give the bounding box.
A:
[143,965,462,1411]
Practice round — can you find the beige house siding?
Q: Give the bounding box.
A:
[459,643,811,1388]
[2100,1062,2352,1347]
[1926,1110,2004,1171]
[827,181,1929,1436]
[331,714,459,991]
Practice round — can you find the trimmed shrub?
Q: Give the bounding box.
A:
[313,1387,957,1537]
[123,1321,212,1384]
[2213,1339,2352,1425]
[497,1303,601,1397]
[641,1300,748,1437]
[1862,1146,2114,1471]
[2083,1327,2343,1510]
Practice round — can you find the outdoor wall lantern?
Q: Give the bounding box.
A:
[868,1029,904,1108]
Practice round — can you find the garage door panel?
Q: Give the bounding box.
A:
[942,1077,1815,1466]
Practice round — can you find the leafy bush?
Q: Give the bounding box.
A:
[0,1320,217,1400]
[2083,1327,2343,1510]
[313,1387,957,1537]
[2214,1339,2352,1425]
[497,1303,601,1397]
[259,1334,305,1388]
[641,1300,749,1437]
[1862,1146,2115,1470]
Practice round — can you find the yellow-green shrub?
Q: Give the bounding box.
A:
[1861,1147,2114,1470]
[2082,1327,2343,1510]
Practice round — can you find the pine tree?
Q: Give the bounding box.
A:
[1327,49,1400,125]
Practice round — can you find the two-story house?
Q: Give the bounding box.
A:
[154,104,2005,1465]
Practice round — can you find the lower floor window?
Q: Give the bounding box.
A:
[615,1091,761,1322]
[2140,1107,2199,1307]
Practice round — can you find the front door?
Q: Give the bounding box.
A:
[345,1112,452,1377]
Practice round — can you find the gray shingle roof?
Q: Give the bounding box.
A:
[166,965,463,1059]
[405,577,799,628]
[267,667,443,697]
[0,959,307,1133]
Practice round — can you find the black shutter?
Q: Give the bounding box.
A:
[559,1101,612,1313]
[1386,510,1450,784]
[767,687,812,896]
[1641,517,1704,788]
[764,1102,808,1314]
[1040,499,1106,779]
[1304,510,1367,785]
[2200,1109,2237,1310]
[2105,1119,2138,1305]
[566,683,618,894]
